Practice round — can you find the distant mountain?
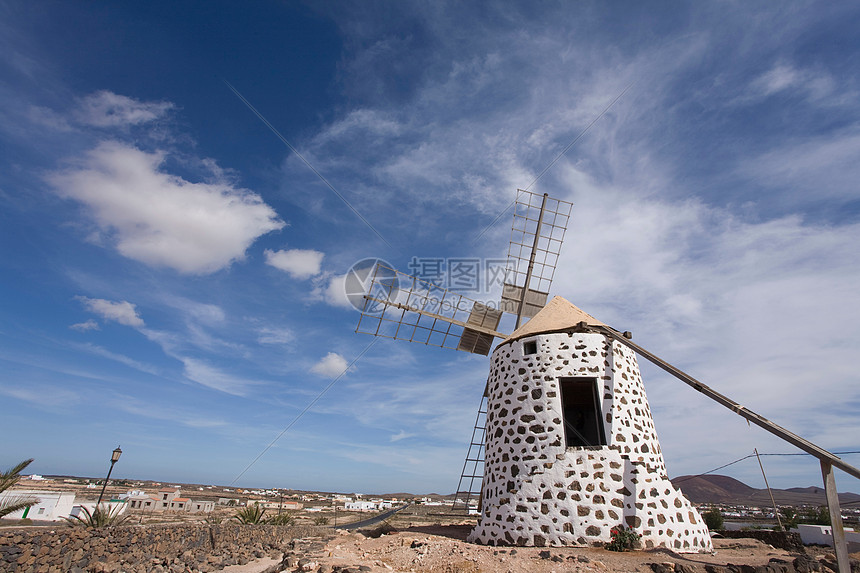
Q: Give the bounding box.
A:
[672,474,860,506]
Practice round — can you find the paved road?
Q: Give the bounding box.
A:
[334,503,410,530]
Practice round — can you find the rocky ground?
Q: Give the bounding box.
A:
[226,525,860,573]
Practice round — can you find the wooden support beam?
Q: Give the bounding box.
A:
[821,461,850,573]
[587,323,860,565]
[595,325,860,480]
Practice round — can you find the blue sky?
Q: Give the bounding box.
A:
[2,1,860,494]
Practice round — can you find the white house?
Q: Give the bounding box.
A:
[796,524,860,553]
[344,501,378,511]
[0,490,75,521]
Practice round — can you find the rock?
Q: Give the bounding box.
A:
[539,550,552,559]
[298,557,318,571]
[792,555,815,573]
[648,563,676,573]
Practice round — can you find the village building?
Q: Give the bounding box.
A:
[127,489,214,513]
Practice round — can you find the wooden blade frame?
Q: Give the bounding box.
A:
[503,189,573,327]
[356,262,505,355]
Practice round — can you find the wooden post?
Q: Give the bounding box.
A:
[821,460,850,573]
[754,448,783,531]
[515,192,548,330]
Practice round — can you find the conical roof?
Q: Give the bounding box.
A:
[503,296,605,344]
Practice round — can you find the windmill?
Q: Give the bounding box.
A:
[354,189,860,561]
[355,189,709,551]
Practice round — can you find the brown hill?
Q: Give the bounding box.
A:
[672,474,860,506]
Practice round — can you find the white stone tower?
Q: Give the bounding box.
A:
[468,296,712,552]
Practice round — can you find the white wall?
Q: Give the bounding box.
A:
[796,524,860,553]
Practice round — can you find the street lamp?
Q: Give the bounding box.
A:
[95,446,122,511]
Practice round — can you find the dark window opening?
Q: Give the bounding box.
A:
[559,377,607,448]
[523,340,537,355]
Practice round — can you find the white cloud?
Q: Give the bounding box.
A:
[311,352,349,378]
[264,248,324,279]
[49,141,285,274]
[312,273,353,309]
[77,296,144,328]
[70,319,100,331]
[75,90,174,127]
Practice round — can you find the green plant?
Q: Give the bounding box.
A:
[63,504,131,528]
[606,524,641,552]
[702,507,724,530]
[801,506,831,526]
[267,511,296,526]
[313,515,329,526]
[233,503,266,524]
[779,507,799,530]
[0,459,40,519]
[204,513,223,525]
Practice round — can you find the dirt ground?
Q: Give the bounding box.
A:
[249,524,858,573]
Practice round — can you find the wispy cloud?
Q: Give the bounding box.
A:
[72,342,160,376]
[256,327,294,345]
[69,319,100,332]
[390,430,414,443]
[748,62,835,102]
[74,90,174,128]
[181,357,258,397]
[0,383,82,409]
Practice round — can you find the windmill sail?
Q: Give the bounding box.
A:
[355,190,573,354]
[501,190,573,324]
[355,262,504,355]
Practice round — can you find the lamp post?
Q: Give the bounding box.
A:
[95,446,122,511]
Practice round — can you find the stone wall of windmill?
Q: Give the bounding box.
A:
[468,327,712,552]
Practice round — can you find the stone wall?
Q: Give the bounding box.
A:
[0,523,324,572]
[717,529,805,552]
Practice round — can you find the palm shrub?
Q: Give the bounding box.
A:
[267,511,296,526]
[313,515,329,526]
[0,459,39,518]
[233,503,266,524]
[63,504,131,528]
